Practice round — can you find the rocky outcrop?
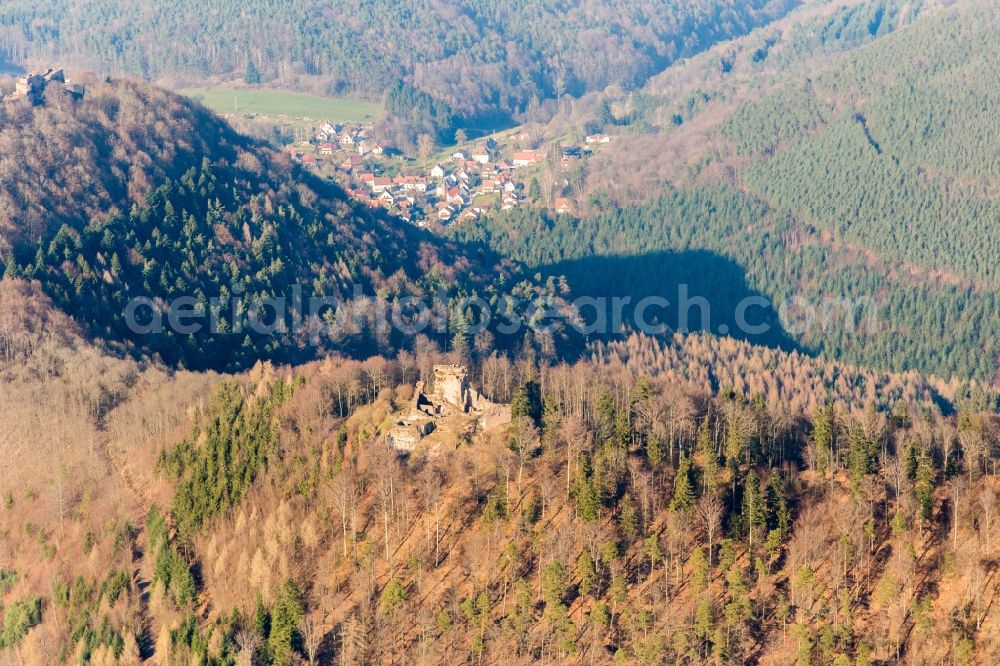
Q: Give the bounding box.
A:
[387,365,511,452]
[3,68,84,104]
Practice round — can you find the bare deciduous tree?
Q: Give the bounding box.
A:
[979,486,996,554]
[330,465,360,560]
[300,613,325,666]
[696,494,723,565]
[235,629,261,666]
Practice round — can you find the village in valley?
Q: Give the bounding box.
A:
[284,119,613,227]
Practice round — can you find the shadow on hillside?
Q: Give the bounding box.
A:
[534,249,803,353]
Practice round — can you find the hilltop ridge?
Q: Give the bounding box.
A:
[0,75,549,370]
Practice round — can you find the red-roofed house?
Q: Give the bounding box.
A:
[512,150,543,167]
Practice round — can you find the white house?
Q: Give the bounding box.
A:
[318,122,338,141]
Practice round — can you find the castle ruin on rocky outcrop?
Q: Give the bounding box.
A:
[3,67,85,104]
[388,365,511,452]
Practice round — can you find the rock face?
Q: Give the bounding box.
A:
[387,365,511,452]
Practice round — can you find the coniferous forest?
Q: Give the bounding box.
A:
[454,0,1000,381]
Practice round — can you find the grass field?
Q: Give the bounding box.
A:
[182,87,383,122]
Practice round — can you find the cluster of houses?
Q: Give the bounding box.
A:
[286,121,382,166]
[347,141,542,225]
[285,120,613,226]
[315,121,386,157]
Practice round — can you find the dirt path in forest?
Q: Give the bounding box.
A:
[98,424,157,663]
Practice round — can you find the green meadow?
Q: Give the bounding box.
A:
[182,87,383,122]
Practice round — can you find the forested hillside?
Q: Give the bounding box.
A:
[0,280,218,664]
[0,0,800,130]
[733,0,1000,285]
[0,76,566,371]
[555,0,937,189]
[5,1,1000,665]
[452,183,1000,381]
[589,332,983,417]
[473,0,1000,382]
[0,73,256,251]
[3,285,1000,665]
